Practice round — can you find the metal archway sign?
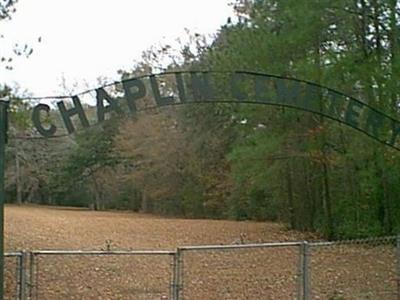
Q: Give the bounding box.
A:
[2,70,400,298]
[31,70,400,151]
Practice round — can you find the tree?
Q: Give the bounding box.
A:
[176,0,400,238]
[0,0,36,70]
[6,0,400,239]
[49,119,120,210]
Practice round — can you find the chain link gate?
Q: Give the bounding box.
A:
[173,237,400,300]
[307,236,399,300]
[4,252,25,300]
[27,250,176,300]
[174,242,304,300]
[3,235,399,299]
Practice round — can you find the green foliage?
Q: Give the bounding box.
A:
[48,120,121,209]
[5,0,400,240]
[0,0,18,20]
[181,0,400,238]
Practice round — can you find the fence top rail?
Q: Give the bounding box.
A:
[4,252,22,257]
[178,241,303,251]
[9,235,399,255]
[31,249,176,256]
[309,235,398,247]
[309,241,335,247]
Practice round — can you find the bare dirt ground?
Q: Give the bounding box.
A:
[4,205,398,300]
[5,204,307,251]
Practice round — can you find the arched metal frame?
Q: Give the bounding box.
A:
[2,70,400,298]
[29,70,400,151]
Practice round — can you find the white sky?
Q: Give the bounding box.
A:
[0,0,234,97]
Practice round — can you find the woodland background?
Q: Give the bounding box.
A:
[3,0,400,239]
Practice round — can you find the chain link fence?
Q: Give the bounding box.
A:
[4,252,25,300]
[175,242,302,300]
[4,236,400,299]
[308,236,399,300]
[28,250,175,300]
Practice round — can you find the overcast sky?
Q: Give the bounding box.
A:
[0,0,234,97]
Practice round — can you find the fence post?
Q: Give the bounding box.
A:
[17,253,22,300]
[20,251,27,300]
[397,235,400,300]
[297,243,303,300]
[28,252,36,300]
[0,100,9,300]
[172,250,178,300]
[172,248,182,300]
[300,241,310,300]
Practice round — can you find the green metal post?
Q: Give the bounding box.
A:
[301,241,310,300]
[172,249,182,300]
[0,100,8,300]
[397,235,400,300]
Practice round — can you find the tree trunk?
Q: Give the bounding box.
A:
[389,0,398,110]
[94,190,101,211]
[306,161,316,231]
[372,0,382,62]
[374,151,393,233]
[322,162,334,239]
[285,162,296,229]
[380,170,392,233]
[16,152,22,204]
[359,0,370,58]
[141,192,148,213]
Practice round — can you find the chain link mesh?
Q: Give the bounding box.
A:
[4,236,400,299]
[5,253,21,300]
[309,236,398,299]
[30,253,174,300]
[179,245,300,300]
